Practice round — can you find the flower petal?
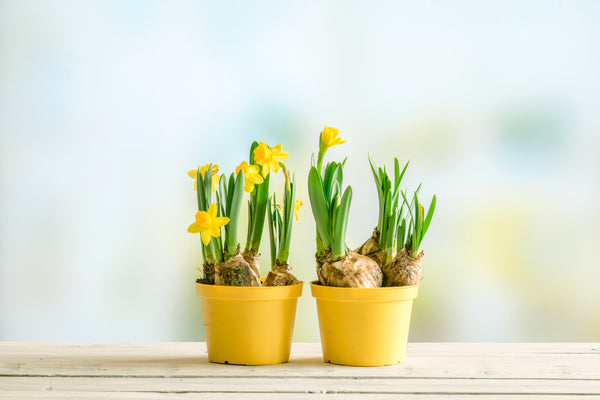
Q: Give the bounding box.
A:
[214,216,230,227]
[187,222,201,233]
[187,169,198,179]
[207,203,217,218]
[270,161,281,173]
[200,231,212,245]
[249,174,263,184]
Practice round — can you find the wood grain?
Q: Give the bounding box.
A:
[1,343,598,399]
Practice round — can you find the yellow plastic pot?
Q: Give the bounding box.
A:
[311,281,419,366]
[195,280,303,365]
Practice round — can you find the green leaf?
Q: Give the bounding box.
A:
[395,159,410,194]
[397,218,406,253]
[249,141,259,165]
[414,191,421,246]
[204,164,213,210]
[421,194,436,239]
[217,177,227,219]
[248,173,269,249]
[227,173,235,213]
[224,169,245,258]
[245,201,253,249]
[267,196,277,267]
[196,168,205,211]
[219,173,228,215]
[332,186,352,259]
[278,175,296,264]
[308,166,332,248]
[368,154,381,187]
[323,162,339,207]
[400,190,414,223]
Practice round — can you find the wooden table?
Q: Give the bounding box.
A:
[1,342,599,399]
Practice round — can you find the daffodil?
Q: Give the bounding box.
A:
[187,164,220,192]
[320,125,345,149]
[187,203,230,245]
[253,142,289,177]
[235,161,264,192]
[316,126,345,173]
[294,200,303,221]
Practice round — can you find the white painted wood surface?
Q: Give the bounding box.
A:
[0,343,599,399]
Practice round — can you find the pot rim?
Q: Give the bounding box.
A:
[195,280,304,300]
[310,280,418,302]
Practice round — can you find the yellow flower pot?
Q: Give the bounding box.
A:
[195,280,303,365]
[311,281,419,366]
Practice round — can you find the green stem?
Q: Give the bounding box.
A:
[316,148,326,174]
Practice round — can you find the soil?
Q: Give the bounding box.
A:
[382,246,423,286]
[319,250,383,288]
[200,263,215,284]
[263,261,299,286]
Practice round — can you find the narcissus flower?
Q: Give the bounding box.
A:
[253,142,289,177]
[187,164,220,192]
[320,125,345,150]
[235,161,264,192]
[187,203,230,245]
[294,200,303,221]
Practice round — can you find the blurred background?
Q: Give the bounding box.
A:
[1,0,599,342]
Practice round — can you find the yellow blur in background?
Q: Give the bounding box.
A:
[1,1,599,342]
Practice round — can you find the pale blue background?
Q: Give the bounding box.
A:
[1,0,599,342]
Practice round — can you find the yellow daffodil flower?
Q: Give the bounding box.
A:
[253,142,289,177]
[235,161,264,192]
[320,125,345,149]
[187,203,230,245]
[294,200,303,221]
[187,164,220,192]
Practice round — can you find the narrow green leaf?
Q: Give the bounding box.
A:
[267,195,276,267]
[308,166,332,248]
[414,192,421,247]
[368,154,381,187]
[219,173,228,216]
[397,218,406,253]
[332,186,352,259]
[422,194,436,238]
[196,168,205,211]
[395,159,410,194]
[227,174,235,213]
[224,169,245,257]
[249,173,269,249]
[249,141,259,165]
[204,164,213,210]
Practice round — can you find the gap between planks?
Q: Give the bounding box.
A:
[1,376,600,395]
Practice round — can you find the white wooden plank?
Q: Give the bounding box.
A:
[1,376,600,395]
[3,392,600,400]
[2,342,598,355]
[1,343,598,379]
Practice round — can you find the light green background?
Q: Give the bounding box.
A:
[1,0,599,342]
